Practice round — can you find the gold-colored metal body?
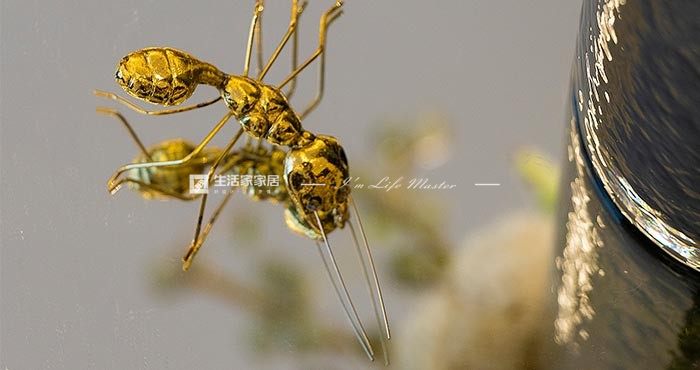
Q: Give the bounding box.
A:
[99,107,290,204]
[225,144,288,203]
[128,139,213,200]
[96,0,346,244]
[96,1,391,363]
[96,108,220,200]
[284,135,350,239]
[116,48,226,106]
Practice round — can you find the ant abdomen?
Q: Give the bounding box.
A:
[116,47,226,106]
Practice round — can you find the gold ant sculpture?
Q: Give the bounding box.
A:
[95,1,390,363]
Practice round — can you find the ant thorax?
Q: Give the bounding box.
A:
[222,76,305,147]
[221,75,260,116]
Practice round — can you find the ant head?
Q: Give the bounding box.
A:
[222,76,260,116]
[115,50,195,106]
[283,135,350,236]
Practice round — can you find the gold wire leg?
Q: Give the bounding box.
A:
[254,2,264,75]
[181,187,236,270]
[96,107,233,201]
[182,131,243,271]
[299,49,325,120]
[107,113,238,194]
[111,148,234,201]
[243,0,265,76]
[313,211,375,361]
[299,1,344,119]
[277,1,343,90]
[110,178,200,201]
[257,0,308,81]
[284,0,303,99]
[96,107,152,160]
[93,90,221,116]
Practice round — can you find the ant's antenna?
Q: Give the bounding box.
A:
[313,211,375,361]
[348,196,390,365]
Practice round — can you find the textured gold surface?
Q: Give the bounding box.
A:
[116,47,225,106]
[127,139,216,199]
[284,135,350,239]
[95,2,396,362]
[224,145,288,203]
[98,0,352,271]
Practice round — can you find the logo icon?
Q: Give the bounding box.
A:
[189,174,209,194]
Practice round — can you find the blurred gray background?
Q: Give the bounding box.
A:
[1,1,578,369]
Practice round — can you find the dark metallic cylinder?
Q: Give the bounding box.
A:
[542,1,700,368]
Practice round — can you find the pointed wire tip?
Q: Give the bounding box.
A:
[181,259,192,272]
[107,184,120,195]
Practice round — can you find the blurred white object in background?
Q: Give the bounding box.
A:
[396,212,553,370]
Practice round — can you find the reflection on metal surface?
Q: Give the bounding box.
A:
[554,120,604,348]
[577,0,699,270]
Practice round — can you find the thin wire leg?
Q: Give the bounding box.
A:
[257,0,307,81]
[182,131,242,271]
[254,1,264,75]
[94,90,221,116]
[107,113,238,194]
[243,0,265,76]
[313,211,374,361]
[109,178,199,201]
[283,0,303,99]
[299,0,342,119]
[111,148,236,201]
[181,188,236,270]
[350,197,390,340]
[96,107,152,160]
[348,219,390,365]
[299,49,325,120]
[277,1,343,89]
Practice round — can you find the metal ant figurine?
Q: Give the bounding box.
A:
[95,107,288,203]
[95,1,390,363]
